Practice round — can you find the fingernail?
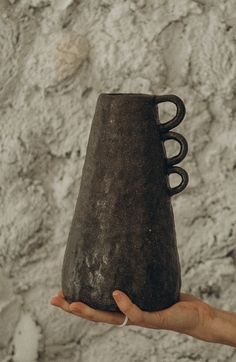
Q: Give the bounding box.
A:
[113,290,122,300]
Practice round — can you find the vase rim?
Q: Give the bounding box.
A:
[100,92,154,97]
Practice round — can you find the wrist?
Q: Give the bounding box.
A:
[209,307,236,347]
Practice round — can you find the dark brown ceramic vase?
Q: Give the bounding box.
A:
[61,93,188,312]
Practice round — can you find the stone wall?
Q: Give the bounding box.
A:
[0,0,236,361]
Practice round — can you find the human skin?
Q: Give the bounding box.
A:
[50,290,236,347]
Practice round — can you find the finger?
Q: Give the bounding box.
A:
[112,290,146,325]
[69,301,132,326]
[50,294,71,313]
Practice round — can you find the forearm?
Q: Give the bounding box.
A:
[209,307,236,347]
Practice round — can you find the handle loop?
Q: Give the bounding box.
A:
[154,94,189,196]
[167,166,189,196]
[154,94,186,133]
[161,131,188,166]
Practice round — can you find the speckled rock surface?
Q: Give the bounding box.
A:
[0,0,236,361]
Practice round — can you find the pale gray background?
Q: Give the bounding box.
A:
[0,0,236,361]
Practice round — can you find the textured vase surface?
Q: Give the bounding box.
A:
[61,93,189,312]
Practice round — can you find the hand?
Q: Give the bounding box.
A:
[50,290,216,343]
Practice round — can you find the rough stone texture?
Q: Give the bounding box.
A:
[0,0,236,361]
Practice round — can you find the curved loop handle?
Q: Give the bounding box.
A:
[161,131,188,167]
[154,94,186,133]
[167,166,189,196]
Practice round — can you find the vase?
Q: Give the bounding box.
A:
[61,93,188,312]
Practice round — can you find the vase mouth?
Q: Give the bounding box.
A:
[100,92,154,98]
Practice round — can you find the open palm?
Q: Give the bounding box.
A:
[50,289,216,343]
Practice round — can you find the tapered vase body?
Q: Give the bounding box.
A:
[62,93,188,312]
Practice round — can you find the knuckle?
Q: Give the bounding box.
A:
[154,311,165,328]
[85,313,96,322]
[79,306,93,319]
[86,311,94,320]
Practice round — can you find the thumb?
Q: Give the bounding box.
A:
[112,290,145,324]
[112,290,168,329]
